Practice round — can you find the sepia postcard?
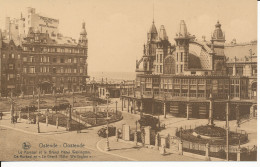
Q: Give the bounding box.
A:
[0,0,258,163]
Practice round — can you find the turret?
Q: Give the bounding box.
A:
[154,25,170,74]
[147,21,158,42]
[158,25,168,41]
[211,21,225,43]
[79,22,88,46]
[174,20,192,74]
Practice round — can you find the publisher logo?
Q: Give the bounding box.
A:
[22,142,31,150]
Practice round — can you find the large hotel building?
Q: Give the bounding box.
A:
[0,7,88,97]
[121,20,257,120]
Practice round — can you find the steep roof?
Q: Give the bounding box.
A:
[158,25,168,40]
[149,21,158,34]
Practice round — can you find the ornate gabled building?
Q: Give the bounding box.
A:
[122,20,257,122]
[0,8,89,97]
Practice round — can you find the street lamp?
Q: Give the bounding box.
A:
[115,101,118,116]
[105,92,110,151]
[226,96,230,161]
[37,88,40,133]
[10,91,15,124]
[106,92,110,118]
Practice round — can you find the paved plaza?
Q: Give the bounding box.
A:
[0,97,257,161]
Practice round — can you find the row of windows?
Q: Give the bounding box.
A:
[23,77,83,84]
[2,53,21,59]
[22,66,84,74]
[22,56,85,64]
[23,46,86,54]
[146,78,230,86]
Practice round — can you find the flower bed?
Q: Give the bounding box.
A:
[194,125,226,137]
[177,127,248,145]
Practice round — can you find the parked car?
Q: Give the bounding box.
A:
[97,126,116,138]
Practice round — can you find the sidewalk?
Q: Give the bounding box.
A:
[0,113,67,135]
[158,115,257,147]
[96,137,201,161]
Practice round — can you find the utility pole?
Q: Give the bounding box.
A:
[226,96,230,161]
[105,92,110,151]
[10,90,14,124]
[37,88,40,133]
[115,101,118,116]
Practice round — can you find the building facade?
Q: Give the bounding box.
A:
[122,20,257,122]
[0,8,89,97]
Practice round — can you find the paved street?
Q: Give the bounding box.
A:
[0,98,256,161]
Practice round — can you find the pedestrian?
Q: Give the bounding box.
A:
[0,112,3,120]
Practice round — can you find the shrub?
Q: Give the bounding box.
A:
[138,115,159,130]
[217,149,226,159]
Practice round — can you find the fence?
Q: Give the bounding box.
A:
[117,124,257,161]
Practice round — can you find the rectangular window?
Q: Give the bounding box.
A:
[29,56,34,62]
[160,54,162,63]
[80,67,83,73]
[29,66,35,73]
[53,58,57,63]
[74,58,77,63]
[9,64,14,70]
[23,67,27,73]
[68,58,72,63]
[160,65,162,73]
[181,65,183,72]
[23,57,27,62]
[181,54,183,62]
[60,58,64,63]
[176,65,178,73]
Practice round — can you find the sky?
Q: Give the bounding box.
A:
[0,0,257,73]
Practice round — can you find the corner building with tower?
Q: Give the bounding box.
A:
[121,20,257,121]
[0,7,89,97]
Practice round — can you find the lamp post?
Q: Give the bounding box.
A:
[105,92,110,151]
[115,101,118,116]
[226,96,230,161]
[106,92,110,118]
[10,91,14,124]
[37,88,40,133]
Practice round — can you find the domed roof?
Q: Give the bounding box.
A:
[149,21,158,34]
[158,25,168,40]
[80,22,87,35]
[212,21,224,40]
